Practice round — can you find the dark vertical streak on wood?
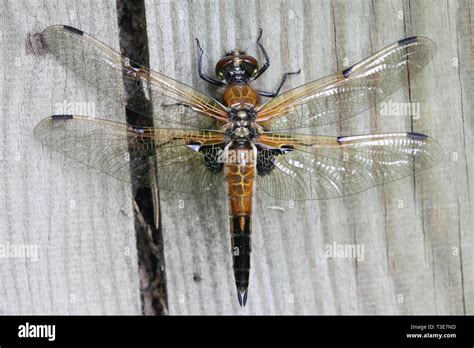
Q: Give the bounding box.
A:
[421,184,427,263]
[116,0,168,315]
[456,196,466,314]
[330,0,342,136]
[454,0,470,315]
[469,1,473,39]
[330,1,338,68]
[402,0,416,183]
[352,221,358,276]
[370,0,378,130]
[456,31,471,201]
[407,0,413,28]
[279,2,287,90]
[402,1,424,257]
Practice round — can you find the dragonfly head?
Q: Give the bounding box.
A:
[215,50,259,83]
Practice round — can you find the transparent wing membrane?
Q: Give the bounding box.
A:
[256,132,443,200]
[34,115,226,194]
[41,25,228,129]
[36,29,442,200]
[256,37,436,131]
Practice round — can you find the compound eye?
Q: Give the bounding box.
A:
[216,70,225,80]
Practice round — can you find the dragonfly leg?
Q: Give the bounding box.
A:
[253,28,270,80]
[254,29,301,97]
[195,38,226,87]
[258,68,301,98]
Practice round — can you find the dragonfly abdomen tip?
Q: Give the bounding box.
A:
[237,287,248,307]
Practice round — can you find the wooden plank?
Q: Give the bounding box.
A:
[0,0,141,314]
[144,0,473,315]
[402,0,474,315]
[4,0,468,316]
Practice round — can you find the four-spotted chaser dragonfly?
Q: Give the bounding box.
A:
[34,25,442,306]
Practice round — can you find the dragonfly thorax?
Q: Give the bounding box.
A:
[228,107,257,140]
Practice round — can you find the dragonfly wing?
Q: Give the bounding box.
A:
[41,25,228,129]
[256,37,436,131]
[34,115,226,194]
[256,132,443,200]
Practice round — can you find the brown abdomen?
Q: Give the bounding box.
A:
[224,142,256,302]
[223,84,260,108]
[226,160,255,217]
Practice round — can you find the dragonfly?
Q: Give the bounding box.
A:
[34,25,443,307]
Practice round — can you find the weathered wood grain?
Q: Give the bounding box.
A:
[0,0,141,314]
[145,0,473,314]
[0,0,471,316]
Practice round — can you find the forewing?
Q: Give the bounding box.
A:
[256,132,443,200]
[256,37,436,131]
[34,115,226,194]
[41,25,228,129]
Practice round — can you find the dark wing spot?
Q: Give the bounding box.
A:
[342,66,353,78]
[63,25,84,36]
[256,146,289,176]
[51,114,74,120]
[398,36,418,46]
[407,132,428,139]
[201,146,224,174]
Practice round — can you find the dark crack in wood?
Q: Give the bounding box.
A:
[116,0,168,315]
